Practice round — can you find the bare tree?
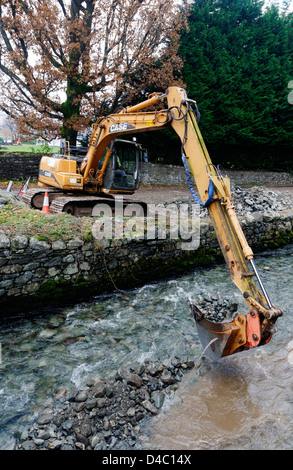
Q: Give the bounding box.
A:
[0,0,185,144]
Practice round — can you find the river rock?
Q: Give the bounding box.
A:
[160,369,176,385]
[39,329,57,339]
[49,439,63,449]
[75,391,88,403]
[37,414,53,425]
[141,399,158,414]
[85,398,96,410]
[193,292,239,323]
[151,390,165,409]
[19,429,29,441]
[167,185,293,219]
[14,357,196,451]
[127,407,136,417]
[126,373,142,388]
[92,382,106,398]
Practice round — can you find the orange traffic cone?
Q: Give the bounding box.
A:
[42,191,50,214]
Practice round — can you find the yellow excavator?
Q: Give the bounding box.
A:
[22,86,283,359]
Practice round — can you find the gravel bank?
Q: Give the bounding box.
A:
[149,185,293,218]
[15,357,197,450]
[13,292,239,451]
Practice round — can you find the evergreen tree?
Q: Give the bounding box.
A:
[179,0,293,170]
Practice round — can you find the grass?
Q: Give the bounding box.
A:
[0,196,175,245]
[0,144,59,154]
[0,177,39,187]
[0,201,94,242]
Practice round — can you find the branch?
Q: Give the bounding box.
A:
[35,33,66,69]
[57,0,68,17]
[47,36,67,66]
[0,28,14,53]
[0,104,12,117]
[71,0,87,18]
[0,60,63,114]
[0,4,14,53]
[18,1,29,15]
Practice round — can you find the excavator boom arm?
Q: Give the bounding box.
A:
[80,86,283,358]
[81,93,169,181]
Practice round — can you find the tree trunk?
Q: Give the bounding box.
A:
[61,77,81,146]
[61,122,78,147]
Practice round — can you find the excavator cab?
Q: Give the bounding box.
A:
[100,139,143,192]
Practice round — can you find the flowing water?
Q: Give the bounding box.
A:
[0,245,292,450]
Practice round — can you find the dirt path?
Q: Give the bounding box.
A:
[129,186,191,204]
[128,185,293,204]
[1,183,293,206]
[265,186,293,194]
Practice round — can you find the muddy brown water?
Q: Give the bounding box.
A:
[149,347,293,450]
[149,276,293,450]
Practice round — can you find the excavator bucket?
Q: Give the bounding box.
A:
[190,302,265,360]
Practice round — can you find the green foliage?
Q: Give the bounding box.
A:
[181,0,293,169]
[150,0,293,170]
[133,129,182,165]
[0,145,59,154]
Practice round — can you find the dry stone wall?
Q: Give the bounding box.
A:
[0,209,293,314]
[1,153,293,186]
[141,163,293,187]
[0,154,42,180]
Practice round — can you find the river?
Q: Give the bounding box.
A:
[0,245,292,450]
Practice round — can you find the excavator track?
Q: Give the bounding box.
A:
[49,195,115,216]
[20,188,63,209]
[20,188,147,217]
[50,195,148,217]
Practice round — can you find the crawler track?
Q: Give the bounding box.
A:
[20,187,147,217]
[20,188,63,209]
[50,195,115,216]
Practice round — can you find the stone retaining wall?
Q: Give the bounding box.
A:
[1,209,292,314]
[1,153,293,186]
[0,154,42,180]
[141,163,293,187]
